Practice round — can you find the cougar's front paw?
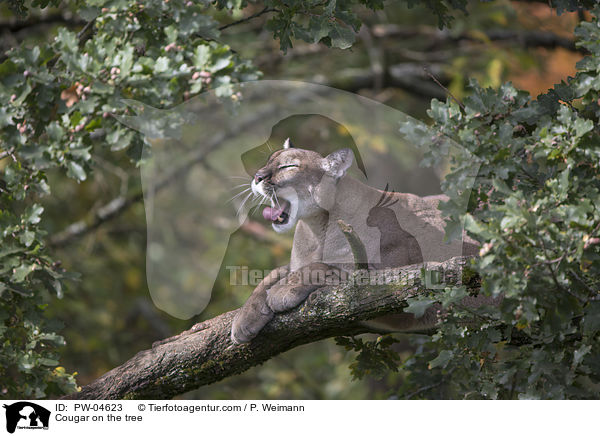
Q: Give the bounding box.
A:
[266,283,315,313]
[231,309,273,344]
[265,284,294,313]
[230,300,273,344]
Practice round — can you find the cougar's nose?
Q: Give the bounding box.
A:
[254,169,269,184]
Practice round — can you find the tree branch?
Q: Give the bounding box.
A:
[64,256,473,400]
[49,191,143,247]
[337,220,369,269]
[218,6,278,31]
[0,147,16,161]
[313,63,449,99]
[423,66,464,110]
[371,25,586,54]
[0,14,85,34]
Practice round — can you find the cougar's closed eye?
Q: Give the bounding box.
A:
[277,164,299,170]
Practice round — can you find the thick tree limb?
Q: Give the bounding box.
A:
[65,256,473,400]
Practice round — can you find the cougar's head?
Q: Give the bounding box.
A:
[251,138,354,233]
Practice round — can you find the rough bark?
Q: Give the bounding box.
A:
[64,256,475,400]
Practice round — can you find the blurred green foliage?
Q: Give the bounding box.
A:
[1,0,598,399]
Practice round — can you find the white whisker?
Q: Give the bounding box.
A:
[228,187,252,204]
[272,189,282,209]
[236,190,254,218]
[230,183,251,190]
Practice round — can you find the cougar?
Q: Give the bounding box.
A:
[230,139,480,344]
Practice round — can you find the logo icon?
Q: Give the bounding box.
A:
[3,402,50,434]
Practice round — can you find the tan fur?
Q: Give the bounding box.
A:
[231,145,481,344]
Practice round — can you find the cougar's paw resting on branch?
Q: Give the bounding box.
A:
[231,265,289,344]
[266,262,340,313]
[231,263,340,343]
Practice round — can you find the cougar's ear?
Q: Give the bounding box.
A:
[321,148,354,179]
[283,138,294,149]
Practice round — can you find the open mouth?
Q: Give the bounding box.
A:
[262,199,291,225]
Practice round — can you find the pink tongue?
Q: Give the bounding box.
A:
[263,206,285,222]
